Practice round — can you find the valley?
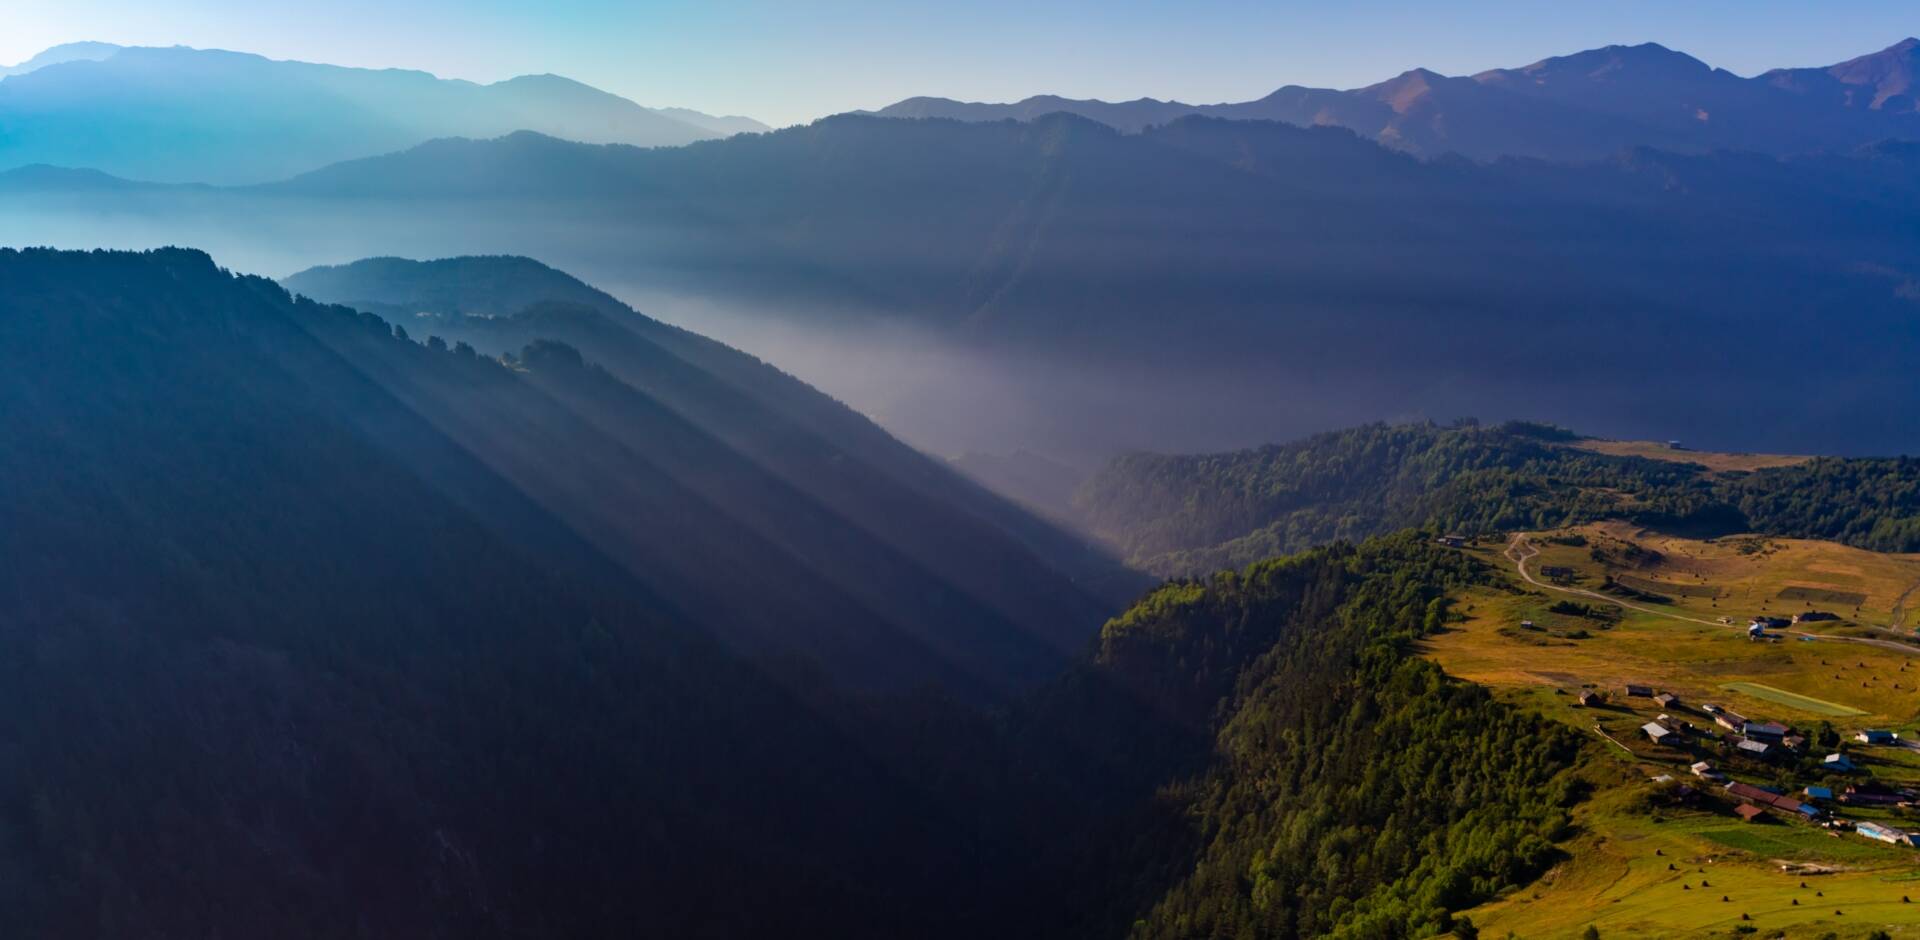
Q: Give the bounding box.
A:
[8,15,1920,938]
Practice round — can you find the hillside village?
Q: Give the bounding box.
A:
[1425,521,1920,936]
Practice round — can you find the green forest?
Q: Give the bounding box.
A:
[1076,421,1920,574]
[1091,534,1584,938]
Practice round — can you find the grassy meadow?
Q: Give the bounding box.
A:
[1423,524,1920,938]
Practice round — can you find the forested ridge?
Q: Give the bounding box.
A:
[1083,534,1585,938]
[1077,421,1920,574]
[0,247,1136,936]
[0,248,1003,936]
[282,255,1141,606]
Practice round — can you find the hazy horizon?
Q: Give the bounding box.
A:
[9,0,1920,127]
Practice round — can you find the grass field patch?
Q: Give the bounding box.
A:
[1720,681,1868,716]
[1779,585,1869,606]
[1613,573,1722,598]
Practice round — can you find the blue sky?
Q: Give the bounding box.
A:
[7,0,1918,126]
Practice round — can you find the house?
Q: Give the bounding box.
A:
[1804,786,1834,801]
[1654,692,1679,708]
[1626,684,1654,698]
[1703,704,1724,715]
[1857,730,1898,746]
[1782,734,1807,752]
[1841,784,1906,806]
[1797,803,1825,820]
[1436,535,1467,548]
[1745,721,1791,741]
[1576,690,1599,707]
[1757,616,1792,629]
[1691,761,1726,782]
[1726,782,1810,816]
[1714,711,1748,733]
[1857,822,1918,847]
[1734,804,1767,822]
[1736,738,1772,758]
[1823,753,1858,773]
[1747,621,1768,639]
[1643,722,1675,745]
[1794,611,1838,623]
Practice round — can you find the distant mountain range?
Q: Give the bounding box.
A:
[12,111,1918,460]
[869,38,1920,160]
[7,37,1916,186]
[0,43,771,183]
[0,40,119,76]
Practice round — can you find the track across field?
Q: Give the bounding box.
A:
[1719,681,1867,716]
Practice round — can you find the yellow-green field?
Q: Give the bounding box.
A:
[1568,438,1814,474]
[1520,520,1920,636]
[1465,775,1920,938]
[1423,525,1920,938]
[1723,682,1870,717]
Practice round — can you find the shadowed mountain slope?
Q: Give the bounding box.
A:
[281,255,1140,612]
[0,246,1064,937]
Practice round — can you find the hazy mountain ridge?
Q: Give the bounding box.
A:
[871,38,1920,160]
[0,40,120,76]
[654,105,773,135]
[282,255,1143,614]
[8,97,1920,461]
[0,44,765,183]
[232,116,1920,456]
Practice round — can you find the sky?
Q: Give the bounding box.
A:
[5,0,1919,127]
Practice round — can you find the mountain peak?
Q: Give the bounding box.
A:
[1505,41,1713,81]
[1789,35,1920,111]
[0,40,121,77]
[1359,68,1466,112]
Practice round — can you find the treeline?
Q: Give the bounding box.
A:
[1722,456,1920,552]
[1085,534,1583,937]
[1076,421,1920,574]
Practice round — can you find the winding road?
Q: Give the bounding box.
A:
[1503,533,1920,656]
